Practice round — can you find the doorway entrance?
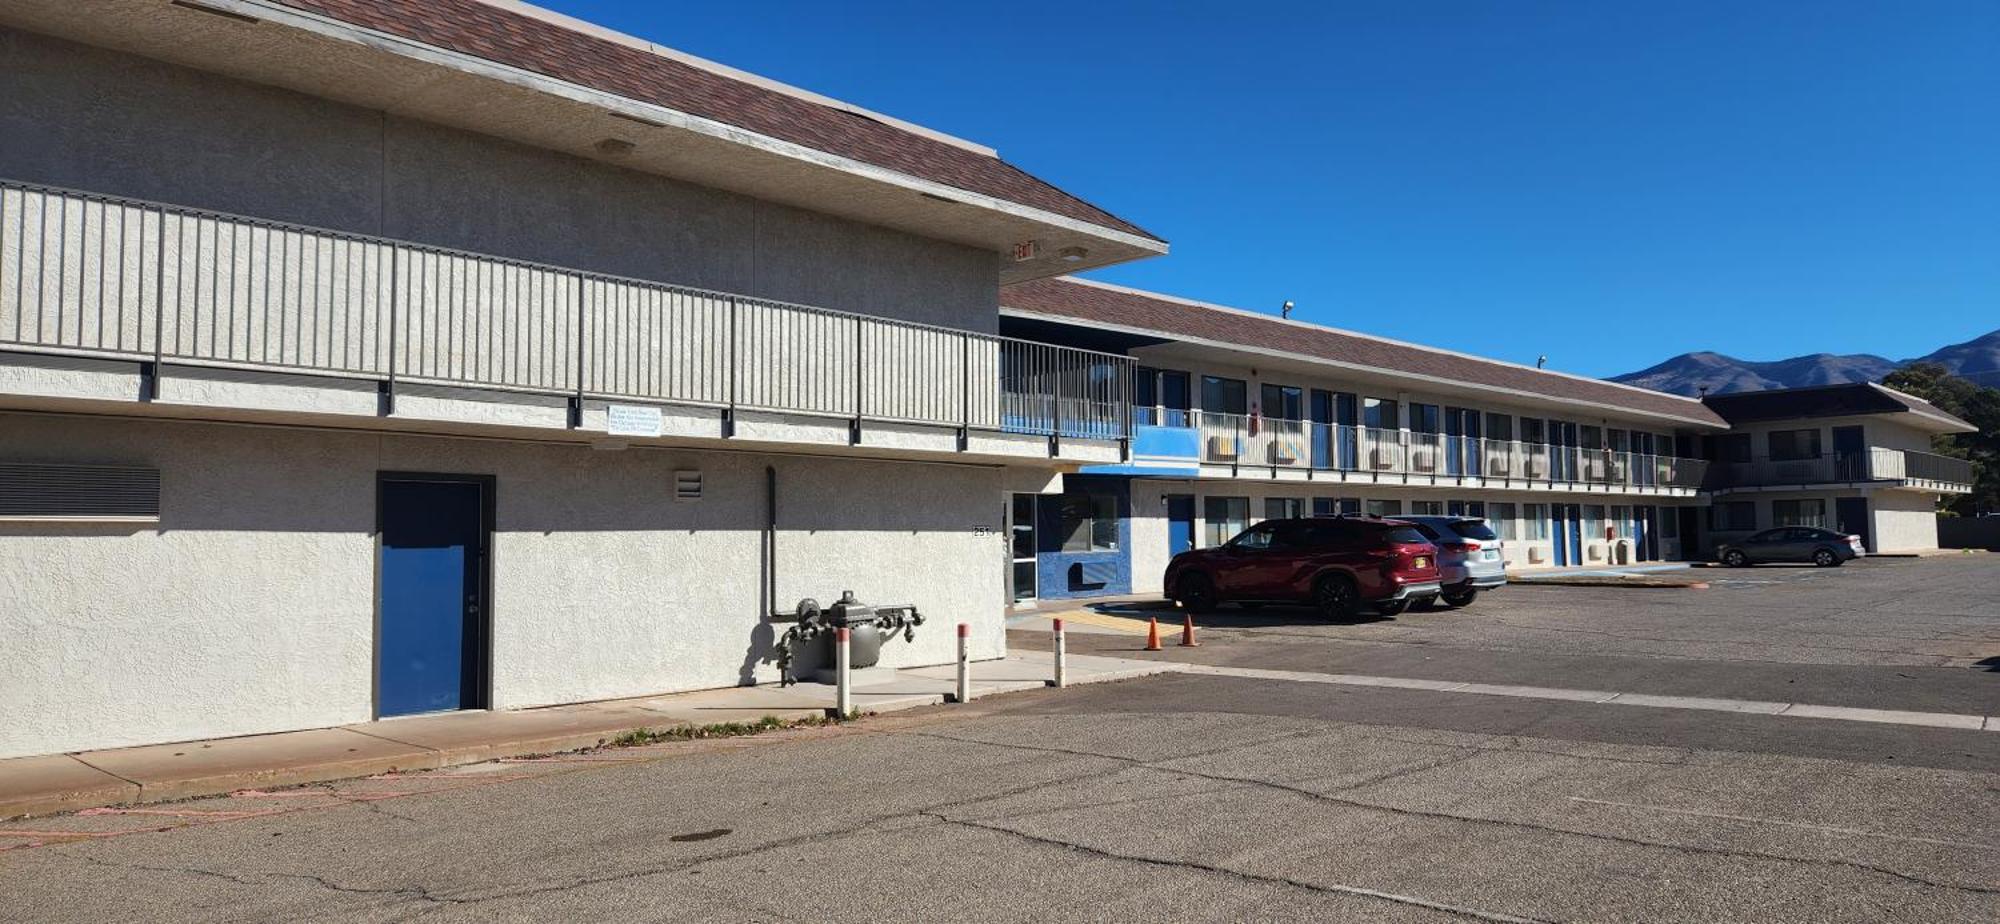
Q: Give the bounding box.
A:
[377,473,493,718]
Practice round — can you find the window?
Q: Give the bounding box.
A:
[1365,499,1403,517]
[1717,433,1752,463]
[1521,418,1546,445]
[1446,500,1486,517]
[1312,497,1337,517]
[1133,366,1158,426]
[1772,499,1827,528]
[1204,496,1249,547]
[1448,520,1499,541]
[1160,371,1191,426]
[1490,502,1519,541]
[1232,522,1276,550]
[1057,492,1118,552]
[1580,425,1603,450]
[1202,376,1247,416]
[1485,413,1514,443]
[1265,497,1305,520]
[1363,397,1399,431]
[1411,500,1444,515]
[1658,508,1679,539]
[1410,403,1441,434]
[1768,429,1822,462]
[1522,503,1549,540]
[1582,505,1605,541]
[1260,384,1303,422]
[1710,501,1756,532]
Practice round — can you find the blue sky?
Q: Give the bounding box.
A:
[542,1,1998,378]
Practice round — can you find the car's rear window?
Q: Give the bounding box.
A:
[1449,520,1499,541]
[1379,526,1429,545]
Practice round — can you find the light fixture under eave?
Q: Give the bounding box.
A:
[594,138,636,157]
[1057,246,1088,263]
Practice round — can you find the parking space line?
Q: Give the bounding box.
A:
[1161,664,1996,731]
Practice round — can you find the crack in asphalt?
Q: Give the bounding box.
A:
[903,729,2000,898]
[67,852,466,908]
[918,810,1556,924]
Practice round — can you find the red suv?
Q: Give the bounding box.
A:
[1165,516,1444,618]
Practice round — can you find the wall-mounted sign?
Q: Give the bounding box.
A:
[1011,239,1039,262]
[606,404,663,438]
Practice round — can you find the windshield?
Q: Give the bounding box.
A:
[1449,520,1499,541]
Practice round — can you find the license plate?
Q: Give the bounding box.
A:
[1414,556,1431,569]
[1483,550,1500,561]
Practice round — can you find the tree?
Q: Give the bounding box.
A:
[1882,363,2000,515]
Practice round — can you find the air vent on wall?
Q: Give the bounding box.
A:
[673,470,702,501]
[0,463,161,521]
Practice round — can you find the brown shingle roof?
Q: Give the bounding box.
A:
[1003,277,1729,427]
[272,0,1158,240]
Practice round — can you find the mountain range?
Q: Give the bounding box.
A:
[1609,328,2000,397]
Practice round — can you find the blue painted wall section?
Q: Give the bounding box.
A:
[1034,474,1133,599]
[1080,424,1200,477]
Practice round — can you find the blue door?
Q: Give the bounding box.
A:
[378,477,490,717]
[1166,494,1196,558]
[1551,505,1570,565]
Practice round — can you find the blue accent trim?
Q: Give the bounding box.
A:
[1034,475,1133,599]
[1077,463,1201,477]
[1132,424,1200,461]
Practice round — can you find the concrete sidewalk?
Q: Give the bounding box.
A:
[0,650,1165,821]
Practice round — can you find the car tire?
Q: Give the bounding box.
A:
[1176,573,1220,613]
[1441,584,1477,608]
[1312,574,1359,620]
[1813,548,1840,567]
[1722,549,1748,567]
[1375,599,1411,617]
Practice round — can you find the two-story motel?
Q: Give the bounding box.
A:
[0,1,1978,760]
[0,0,1160,759]
[996,278,1976,602]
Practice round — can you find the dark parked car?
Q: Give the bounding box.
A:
[1165,516,1443,618]
[1716,527,1865,567]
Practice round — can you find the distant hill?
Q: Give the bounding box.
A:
[1610,328,2000,396]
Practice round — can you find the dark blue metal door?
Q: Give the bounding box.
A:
[1167,494,1196,557]
[1552,505,1570,565]
[378,477,489,717]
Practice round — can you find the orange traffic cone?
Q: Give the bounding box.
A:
[1144,617,1163,651]
[1180,615,1200,647]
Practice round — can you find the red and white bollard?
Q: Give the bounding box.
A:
[1052,618,1068,688]
[835,626,852,717]
[955,622,972,703]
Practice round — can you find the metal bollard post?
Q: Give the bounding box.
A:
[835,627,852,717]
[955,622,971,703]
[1053,618,1067,688]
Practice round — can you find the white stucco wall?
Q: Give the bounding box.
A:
[0,412,1006,758]
[1870,491,1942,553]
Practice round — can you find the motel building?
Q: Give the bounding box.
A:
[994,278,1976,603]
[0,3,1977,762]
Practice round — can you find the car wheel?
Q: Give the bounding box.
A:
[1441,584,1477,608]
[1176,573,1220,613]
[1722,549,1748,567]
[1312,574,1359,620]
[1375,599,1411,617]
[1813,548,1840,567]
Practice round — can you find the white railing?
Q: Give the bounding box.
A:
[0,178,1127,441]
[1187,413,1708,489]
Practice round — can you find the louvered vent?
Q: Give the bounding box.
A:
[673,470,702,501]
[0,463,161,521]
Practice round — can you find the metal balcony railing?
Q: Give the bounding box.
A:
[1707,449,1975,489]
[1188,413,1708,490]
[0,178,1128,442]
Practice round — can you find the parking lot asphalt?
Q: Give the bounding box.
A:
[2,557,1994,922]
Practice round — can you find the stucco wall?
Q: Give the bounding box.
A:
[0,412,1006,759]
[1870,491,1941,552]
[0,27,997,333]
